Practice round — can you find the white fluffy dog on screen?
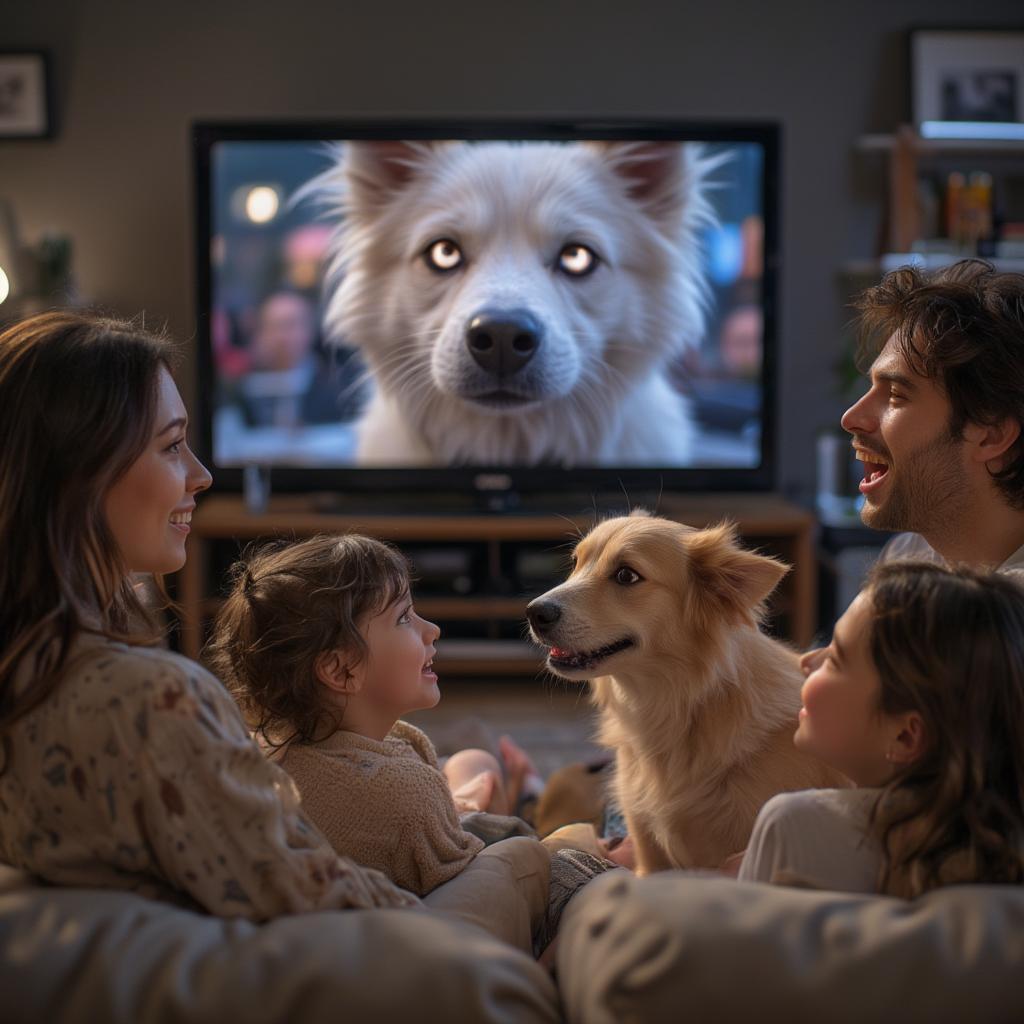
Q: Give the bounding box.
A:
[304,139,719,466]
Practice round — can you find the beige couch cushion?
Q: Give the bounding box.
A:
[557,870,1024,1024]
[424,835,550,952]
[0,864,558,1024]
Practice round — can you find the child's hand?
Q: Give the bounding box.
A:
[498,734,544,819]
[451,770,497,814]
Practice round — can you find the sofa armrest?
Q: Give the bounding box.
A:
[557,870,1024,1024]
[0,867,558,1024]
[424,835,550,952]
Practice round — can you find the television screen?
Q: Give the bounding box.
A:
[195,122,778,492]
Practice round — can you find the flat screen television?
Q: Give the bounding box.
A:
[193,120,780,506]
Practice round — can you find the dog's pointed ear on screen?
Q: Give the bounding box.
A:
[342,140,436,209]
[591,142,715,228]
[289,141,435,221]
[686,523,790,624]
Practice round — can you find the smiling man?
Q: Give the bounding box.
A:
[841,259,1024,573]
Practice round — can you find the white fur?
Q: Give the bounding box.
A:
[300,140,721,466]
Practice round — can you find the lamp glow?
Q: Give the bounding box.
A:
[0,265,9,306]
[245,186,280,224]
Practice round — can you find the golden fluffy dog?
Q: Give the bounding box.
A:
[527,511,847,874]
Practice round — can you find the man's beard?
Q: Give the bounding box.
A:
[860,427,969,535]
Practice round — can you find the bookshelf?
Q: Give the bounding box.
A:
[851,125,1024,261]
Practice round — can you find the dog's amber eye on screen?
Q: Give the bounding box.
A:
[558,244,598,277]
[424,239,464,273]
[613,566,642,586]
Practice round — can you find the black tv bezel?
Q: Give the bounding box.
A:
[192,118,781,497]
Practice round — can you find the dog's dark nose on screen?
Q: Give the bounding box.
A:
[466,310,542,376]
[527,599,561,633]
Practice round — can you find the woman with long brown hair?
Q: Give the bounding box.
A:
[739,560,1024,896]
[0,311,417,917]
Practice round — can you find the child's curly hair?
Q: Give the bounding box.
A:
[204,534,410,748]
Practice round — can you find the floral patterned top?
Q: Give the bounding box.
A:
[0,636,418,919]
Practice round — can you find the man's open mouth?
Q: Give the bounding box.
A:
[547,637,635,672]
[854,447,891,488]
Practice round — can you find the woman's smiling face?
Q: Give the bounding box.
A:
[104,366,212,575]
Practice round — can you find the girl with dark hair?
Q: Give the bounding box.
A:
[205,533,489,897]
[0,311,417,917]
[739,560,1024,897]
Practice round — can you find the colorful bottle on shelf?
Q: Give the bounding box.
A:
[966,171,994,252]
[945,172,966,245]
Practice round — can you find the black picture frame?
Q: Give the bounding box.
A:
[909,27,1024,140]
[0,51,52,140]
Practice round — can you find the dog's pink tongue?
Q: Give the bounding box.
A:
[550,647,571,658]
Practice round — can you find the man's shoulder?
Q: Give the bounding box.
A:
[878,532,1024,576]
[877,532,942,564]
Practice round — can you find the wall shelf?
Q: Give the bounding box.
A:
[850,125,1024,264]
[857,133,1024,155]
[840,255,1024,279]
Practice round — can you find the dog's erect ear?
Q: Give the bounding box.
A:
[343,141,435,207]
[290,140,436,221]
[686,523,790,616]
[590,142,695,223]
[590,141,727,234]
[595,142,684,204]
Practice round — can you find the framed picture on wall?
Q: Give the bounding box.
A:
[910,28,1024,140]
[0,51,52,140]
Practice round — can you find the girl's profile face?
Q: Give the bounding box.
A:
[359,590,442,719]
[794,590,899,786]
[104,367,212,575]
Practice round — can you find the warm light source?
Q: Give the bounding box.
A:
[245,186,280,224]
[0,199,20,304]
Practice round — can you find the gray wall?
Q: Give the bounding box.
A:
[3,0,1021,502]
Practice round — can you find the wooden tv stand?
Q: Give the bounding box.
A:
[175,493,817,674]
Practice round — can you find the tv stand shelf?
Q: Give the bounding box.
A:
[175,493,817,674]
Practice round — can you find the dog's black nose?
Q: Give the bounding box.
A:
[466,309,542,376]
[526,599,561,631]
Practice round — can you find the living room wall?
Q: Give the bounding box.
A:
[3,0,1021,502]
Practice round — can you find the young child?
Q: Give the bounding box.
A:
[738,560,1024,897]
[205,533,539,898]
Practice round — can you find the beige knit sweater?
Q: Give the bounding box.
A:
[277,721,485,897]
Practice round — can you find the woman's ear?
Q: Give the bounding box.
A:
[889,711,927,765]
[314,649,361,695]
